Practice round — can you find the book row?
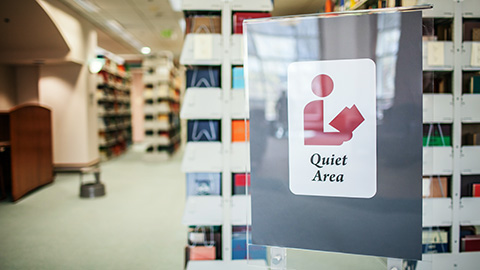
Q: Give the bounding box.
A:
[423,123,480,146]
[423,72,480,94]
[184,12,271,35]
[422,18,480,42]
[186,66,245,89]
[186,173,250,196]
[185,225,266,265]
[423,226,480,253]
[185,119,249,143]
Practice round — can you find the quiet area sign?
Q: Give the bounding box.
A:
[245,9,424,261]
[288,59,377,198]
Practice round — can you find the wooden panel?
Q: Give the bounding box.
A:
[9,104,53,201]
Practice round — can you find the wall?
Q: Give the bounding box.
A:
[38,0,99,167]
[15,66,40,104]
[0,65,16,110]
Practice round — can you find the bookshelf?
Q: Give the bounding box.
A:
[96,56,132,161]
[420,0,480,268]
[346,0,480,268]
[180,0,272,267]
[142,53,181,160]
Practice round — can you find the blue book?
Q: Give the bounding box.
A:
[186,67,220,88]
[232,67,244,89]
[187,120,221,142]
[186,173,221,196]
[232,230,267,260]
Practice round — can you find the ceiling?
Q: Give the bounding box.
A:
[58,0,327,61]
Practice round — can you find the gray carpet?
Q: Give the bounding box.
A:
[0,149,187,270]
[0,147,391,270]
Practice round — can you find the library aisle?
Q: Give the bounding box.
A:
[0,146,187,270]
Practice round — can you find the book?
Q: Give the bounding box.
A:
[460,175,480,197]
[185,15,221,34]
[473,28,480,41]
[423,124,452,146]
[187,120,221,142]
[233,173,250,195]
[232,226,267,260]
[461,235,480,252]
[463,132,480,146]
[232,120,249,142]
[186,67,220,88]
[473,183,480,197]
[186,173,221,196]
[422,229,449,253]
[232,67,245,89]
[470,76,480,94]
[423,177,448,198]
[233,12,271,34]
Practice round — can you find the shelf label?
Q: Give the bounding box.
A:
[287,59,377,198]
[471,42,480,67]
[194,35,213,60]
[427,42,445,66]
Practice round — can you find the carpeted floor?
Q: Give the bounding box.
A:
[0,148,187,270]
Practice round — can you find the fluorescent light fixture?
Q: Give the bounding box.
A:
[141,47,152,55]
[168,0,182,12]
[74,0,100,13]
[106,20,125,34]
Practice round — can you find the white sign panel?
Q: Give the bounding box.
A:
[288,59,377,198]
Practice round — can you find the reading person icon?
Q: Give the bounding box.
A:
[304,74,365,146]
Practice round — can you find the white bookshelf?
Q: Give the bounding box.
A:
[180,34,223,65]
[461,42,480,70]
[181,142,223,172]
[420,0,480,268]
[180,88,223,119]
[182,196,223,226]
[461,94,480,122]
[230,90,247,119]
[423,94,453,123]
[422,41,454,71]
[180,0,272,265]
[460,146,480,174]
[423,147,453,175]
[186,259,267,270]
[422,198,453,227]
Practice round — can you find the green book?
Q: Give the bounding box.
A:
[471,76,480,94]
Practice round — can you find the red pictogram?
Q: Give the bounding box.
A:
[304,74,365,145]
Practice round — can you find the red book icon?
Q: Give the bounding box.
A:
[304,74,365,145]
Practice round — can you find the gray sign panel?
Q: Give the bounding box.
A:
[246,11,423,260]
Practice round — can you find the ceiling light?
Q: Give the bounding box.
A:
[73,0,100,13]
[89,58,105,73]
[141,47,152,55]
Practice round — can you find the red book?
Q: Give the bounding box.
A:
[233,173,251,195]
[473,184,480,197]
[233,12,271,34]
[462,235,480,252]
